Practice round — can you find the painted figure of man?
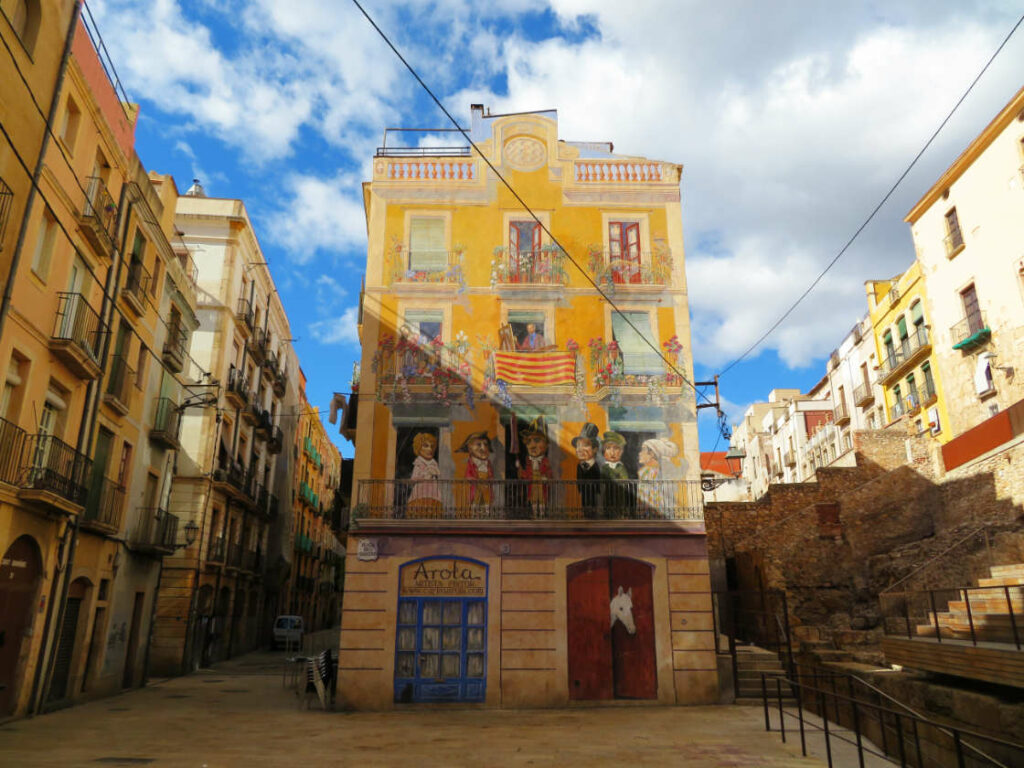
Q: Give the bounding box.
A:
[517,322,546,351]
[457,431,494,515]
[519,419,552,517]
[600,431,632,517]
[572,422,602,518]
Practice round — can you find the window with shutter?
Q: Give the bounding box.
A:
[408,218,447,273]
[611,312,662,375]
[608,222,641,284]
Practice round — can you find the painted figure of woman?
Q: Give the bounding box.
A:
[407,432,443,517]
[636,438,679,518]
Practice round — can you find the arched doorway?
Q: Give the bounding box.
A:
[566,557,656,700]
[0,536,43,715]
[48,577,91,703]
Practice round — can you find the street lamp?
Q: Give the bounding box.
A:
[180,519,200,549]
[724,446,746,477]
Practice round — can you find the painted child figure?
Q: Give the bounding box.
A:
[636,438,679,518]
[572,422,602,519]
[519,420,553,518]
[457,431,494,516]
[407,432,442,517]
[600,431,633,517]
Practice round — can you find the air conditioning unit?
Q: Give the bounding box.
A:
[927,407,941,435]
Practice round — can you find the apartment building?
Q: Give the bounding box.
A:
[340,105,711,708]
[148,188,298,674]
[0,4,200,716]
[905,85,1024,470]
[284,373,343,632]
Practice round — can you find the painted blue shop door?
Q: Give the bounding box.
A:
[394,598,487,703]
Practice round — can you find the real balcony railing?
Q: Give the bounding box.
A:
[103,355,135,414]
[951,310,990,351]
[783,451,795,468]
[162,323,188,374]
[268,493,280,519]
[248,327,267,364]
[81,176,118,254]
[227,542,242,568]
[272,366,286,397]
[354,478,703,522]
[878,326,931,384]
[225,365,249,408]
[267,425,283,454]
[853,382,874,407]
[82,476,125,534]
[51,292,104,379]
[150,397,181,449]
[254,410,272,441]
[0,417,28,487]
[129,507,179,555]
[122,260,150,314]
[833,401,850,426]
[0,175,12,245]
[236,297,254,334]
[20,433,92,508]
[208,536,225,563]
[262,349,278,379]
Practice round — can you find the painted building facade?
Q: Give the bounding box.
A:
[906,85,1024,458]
[339,106,712,708]
[149,190,299,674]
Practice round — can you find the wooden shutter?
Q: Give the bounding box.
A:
[623,223,641,283]
[611,312,661,375]
[508,221,519,253]
[530,222,542,253]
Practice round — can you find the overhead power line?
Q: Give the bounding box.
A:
[349,0,721,421]
[717,12,1024,377]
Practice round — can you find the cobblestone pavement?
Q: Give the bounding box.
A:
[0,649,827,767]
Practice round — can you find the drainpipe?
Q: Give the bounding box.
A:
[0,1,81,340]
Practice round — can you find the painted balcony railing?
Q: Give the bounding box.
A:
[378,158,477,180]
[389,250,464,286]
[354,478,704,522]
[573,161,667,183]
[490,247,568,285]
[586,247,673,287]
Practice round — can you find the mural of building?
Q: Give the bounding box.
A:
[148,188,299,674]
[338,105,711,708]
[283,370,344,632]
[905,85,1024,468]
[0,2,208,716]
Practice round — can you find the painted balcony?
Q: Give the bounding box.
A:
[150,397,181,450]
[375,157,477,181]
[129,507,179,556]
[80,176,118,256]
[389,249,465,288]
[490,247,568,287]
[50,292,104,379]
[586,247,673,288]
[122,260,150,315]
[372,336,468,404]
[353,478,703,524]
[878,326,931,385]
[81,476,125,535]
[951,310,990,352]
[573,160,669,183]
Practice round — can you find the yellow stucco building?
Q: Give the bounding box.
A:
[866,260,951,441]
[339,106,712,709]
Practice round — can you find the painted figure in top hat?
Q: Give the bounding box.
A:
[600,430,633,516]
[458,431,494,513]
[572,422,602,517]
[519,417,552,517]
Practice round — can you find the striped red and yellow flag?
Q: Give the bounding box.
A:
[493,351,575,386]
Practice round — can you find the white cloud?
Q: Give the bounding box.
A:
[309,306,360,345]
[265,173,367,263]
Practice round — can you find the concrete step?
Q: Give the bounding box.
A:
[948,598,1024,613]
[978,577,1024,588]
[990,564,1024,578]
[735,696,798,706]
[736,659,786,671]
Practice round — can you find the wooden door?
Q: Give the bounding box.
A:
[567,559,613,700]
[48,578,87,703]
[0,537,41,714]
[567,557,656,701]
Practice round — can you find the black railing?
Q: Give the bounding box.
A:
[236,298,254,331]
[762,666,1024,767]
[162,323,188,370]
[227,542,242,568]
[123,260,150,306]
[713,589,794,700]
[375,145,471,157]
[880,585,1022,650]
[208,536,225,562]
[0,174,13,245]
[226,365,249,404]
[83,176,117,246]
[53,292,103,362]
[105,355,135,409]
[853,382,874,406]
[248,327,267,361]
[268,493,280,518]
[0,416,29,486]
[130,507,179,552]
[354,478,703,522]
[21,434,92,506]
[951,310,989,349]
[878,326,930,382]
[82,476,125,532]
[267,425,283,454]
[150,397,181,447]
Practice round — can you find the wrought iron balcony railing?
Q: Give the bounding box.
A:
[853,382,874,407]
[52,292,104,376]
[0,417,28,486]
[354,478,703,522]
[951,310,990,351]
[236,297,254,332]
[208,536,225,563]
[82,176,117,252]
[104,355,135,412]
[833,401,850,425]
[943,229,965,257]
[150,397,181,448]
[123,260,150,312]
[226,365,249,406]
[0,175,13,245]
[162,323,188,373]
[878,326,931,383]
[130,507,179,554]
[82,476,125,533]
[21,433,92,506]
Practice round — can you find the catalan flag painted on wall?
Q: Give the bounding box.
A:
[493,352,575,386]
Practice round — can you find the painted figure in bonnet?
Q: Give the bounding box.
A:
[636,438,679,518]
[407,432,442,516]
[458,431,494,513]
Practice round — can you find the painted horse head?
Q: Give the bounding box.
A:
[610,586,636,635]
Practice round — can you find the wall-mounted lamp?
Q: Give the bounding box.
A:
[178,520,200,549]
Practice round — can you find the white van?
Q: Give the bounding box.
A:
[273,615,304,650]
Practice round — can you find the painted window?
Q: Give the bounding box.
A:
[509,220,541,255]
[507,309,547,351]
[608,221,641,284]
[404,309,443,346]
[611,312,662,375]
[408,217,447,272]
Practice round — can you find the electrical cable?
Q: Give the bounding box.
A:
[717,11,1024,377]
[349,0,721,424]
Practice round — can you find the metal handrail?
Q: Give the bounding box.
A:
[881,525,991,594]
[880,582,1022,650]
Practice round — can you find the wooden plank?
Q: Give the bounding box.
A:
[882,637,1024,688]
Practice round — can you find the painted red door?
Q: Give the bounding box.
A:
[609,558,657,699]
[567,559,613,700]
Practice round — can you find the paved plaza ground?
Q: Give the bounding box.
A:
[0,647,836,767]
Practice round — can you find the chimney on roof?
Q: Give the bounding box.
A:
[185,178,206,198]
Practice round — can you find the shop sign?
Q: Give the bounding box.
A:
[400,558,486,597]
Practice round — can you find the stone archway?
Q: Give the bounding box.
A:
[0,536,43,715]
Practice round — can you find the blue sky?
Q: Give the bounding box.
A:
[92,0,1024,457]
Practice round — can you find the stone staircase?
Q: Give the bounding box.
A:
[733,645,797,706]
[916,563,1024,644]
